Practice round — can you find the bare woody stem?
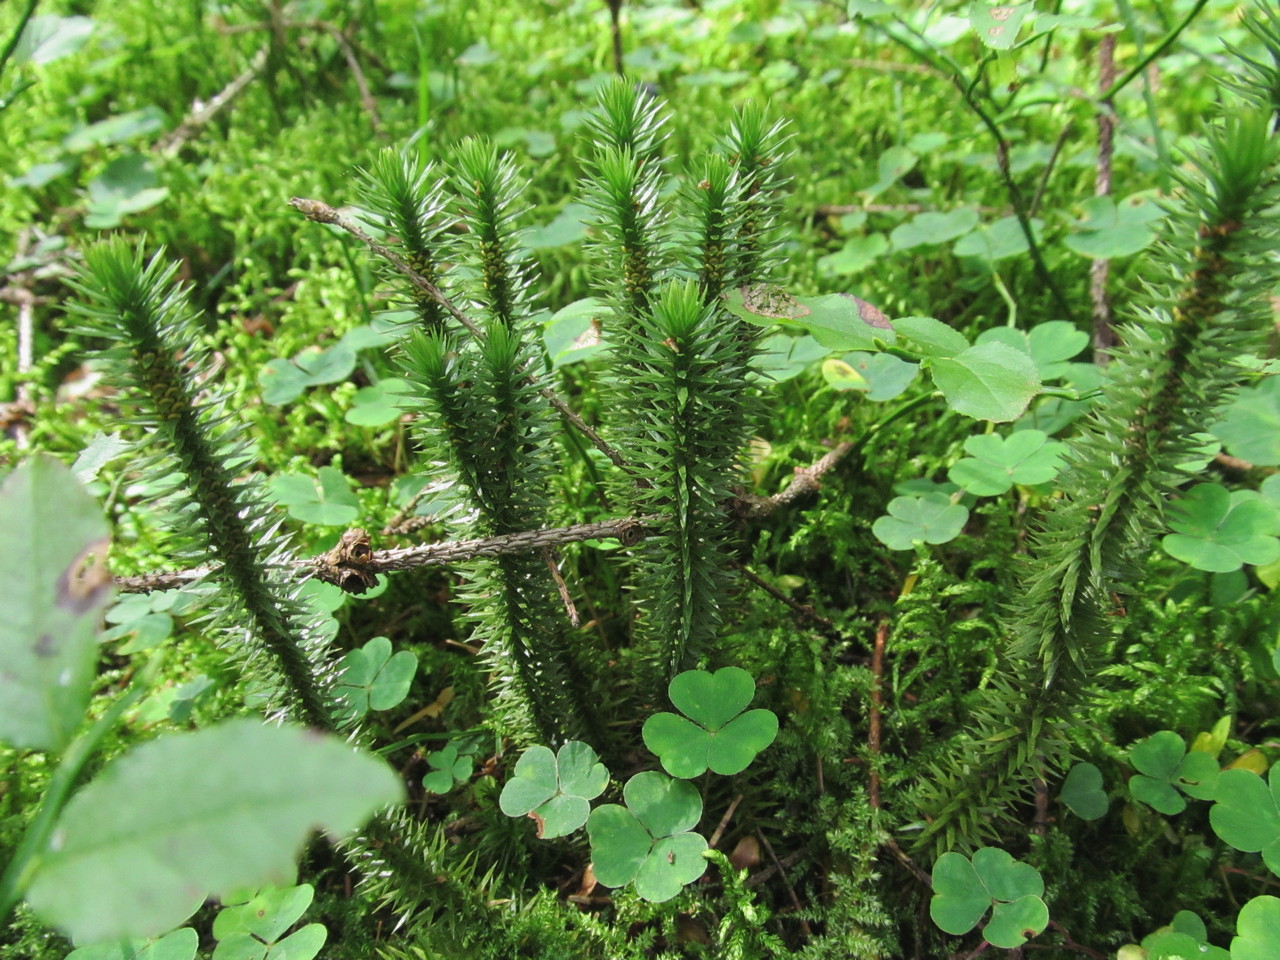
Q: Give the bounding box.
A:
[113,438,859,595]
[288,197,634,477]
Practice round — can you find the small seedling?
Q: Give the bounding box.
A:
[1127,730,1219,815]
[499,741,608,838]
[421,743,475,795]
[642,667,778,778]
[930,847,1048,949]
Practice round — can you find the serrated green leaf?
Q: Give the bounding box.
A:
[0,455,113,752]
[930,342,1040,421]
[970,2,1034,50]
[25,720,402,943]
[893,316,969,358]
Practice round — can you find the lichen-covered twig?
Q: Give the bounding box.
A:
[112,438,855,596]
[113,517,654,594]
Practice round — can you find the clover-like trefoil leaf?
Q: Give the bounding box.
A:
[499,741,608,838]
[643,668,778,778]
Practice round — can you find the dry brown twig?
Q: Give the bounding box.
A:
[158,47,270,156]
[111,435,858,595]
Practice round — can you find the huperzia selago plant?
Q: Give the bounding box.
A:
[4,27,1280,957]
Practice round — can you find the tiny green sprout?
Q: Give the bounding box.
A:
[1161,483,1280,573]
[1127,730,1219,815]
[642,667,778,778]
[212,883,327,960]
[586,771,708,902]
[334,637,418,723]
[930,847,1048,949]
[499,741,608,839]
[1210,766,1280,876]
[421,743,474,795]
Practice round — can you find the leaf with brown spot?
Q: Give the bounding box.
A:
[0,455,114,752]
[840,293,892,329]
[736,283,810,321]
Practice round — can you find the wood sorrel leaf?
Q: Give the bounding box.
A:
[499,741,608,838]
[644,669,779,778]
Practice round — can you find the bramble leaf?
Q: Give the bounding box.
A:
[0,455,113,753]
[930,342,1041,422]
[25,720,402,943]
